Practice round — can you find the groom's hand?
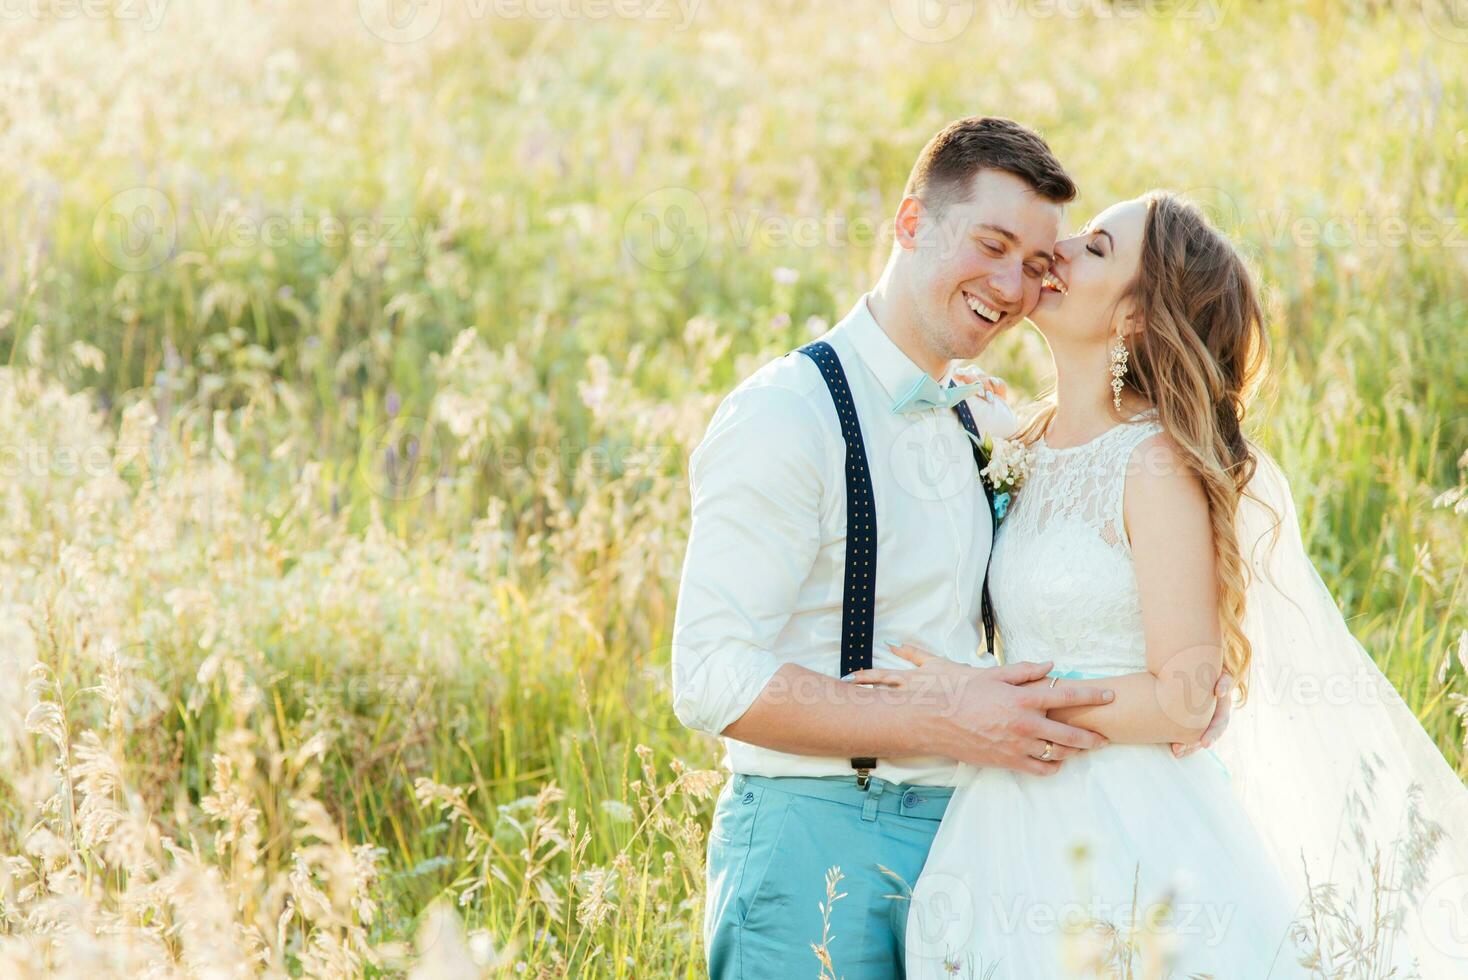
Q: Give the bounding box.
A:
[847,643,1113,776]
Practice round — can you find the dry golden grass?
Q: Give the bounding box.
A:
[0,0,1464,976]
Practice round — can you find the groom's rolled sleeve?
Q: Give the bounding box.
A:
[671,382,828,738]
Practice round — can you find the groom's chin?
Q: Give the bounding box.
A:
[951,317,1007,357]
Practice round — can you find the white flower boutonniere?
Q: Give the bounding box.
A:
[977,435,1034,523]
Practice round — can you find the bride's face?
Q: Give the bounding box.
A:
[1030,198,1149,345]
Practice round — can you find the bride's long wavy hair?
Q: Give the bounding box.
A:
[1019,191,1270,700]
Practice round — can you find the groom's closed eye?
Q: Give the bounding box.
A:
[975,223,1055,279]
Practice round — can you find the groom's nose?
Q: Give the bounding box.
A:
[987,264,1022,305]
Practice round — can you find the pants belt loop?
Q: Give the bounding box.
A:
[860,778,885,822]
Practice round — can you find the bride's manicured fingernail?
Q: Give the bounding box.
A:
[1103,690,1115,702]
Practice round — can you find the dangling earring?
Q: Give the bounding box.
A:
[1109,334,1129,411]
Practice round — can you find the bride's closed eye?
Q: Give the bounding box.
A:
[1086,228,1113,257]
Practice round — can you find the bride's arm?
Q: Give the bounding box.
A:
[1036,432,1222,744]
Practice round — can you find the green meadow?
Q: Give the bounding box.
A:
[0,1,1463,975]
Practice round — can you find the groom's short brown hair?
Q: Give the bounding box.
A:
[905,116,1076,215]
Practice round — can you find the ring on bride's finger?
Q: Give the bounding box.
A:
[1038,741,1054,761]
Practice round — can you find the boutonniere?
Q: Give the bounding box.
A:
[975,434,1033,523]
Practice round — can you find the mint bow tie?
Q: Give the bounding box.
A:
[890,374,993,414]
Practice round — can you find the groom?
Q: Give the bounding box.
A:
[672,117,1223,978]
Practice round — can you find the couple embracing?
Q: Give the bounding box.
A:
[671,116,1468,978]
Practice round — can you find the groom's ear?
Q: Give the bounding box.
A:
[893,195,925,251]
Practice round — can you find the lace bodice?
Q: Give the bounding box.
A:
[989,409,1165,676]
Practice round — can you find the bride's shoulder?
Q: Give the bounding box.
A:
[1121,430,1211,557]
[1123,427,1208,511]
[1114,410,1172,467]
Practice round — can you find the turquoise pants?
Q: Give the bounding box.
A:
[703,772,953,979]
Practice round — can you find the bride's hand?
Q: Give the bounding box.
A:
[1170,671,1234,758]
[847,642,1114,775]
[952,366,1009,403]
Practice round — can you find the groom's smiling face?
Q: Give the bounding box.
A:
[897,168,1062,360]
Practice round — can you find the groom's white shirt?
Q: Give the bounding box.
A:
[672,294,1017,786]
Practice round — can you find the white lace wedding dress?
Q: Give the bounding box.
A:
[906,410,1312,979]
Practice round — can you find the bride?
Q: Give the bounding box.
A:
[852,192,1468,977]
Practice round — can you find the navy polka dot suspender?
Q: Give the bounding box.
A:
[797,341,996,782]
[798,342,880,681]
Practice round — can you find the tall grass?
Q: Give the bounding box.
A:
[0,1,1464,975]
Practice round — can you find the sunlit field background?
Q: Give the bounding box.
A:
[1,0,1466,976]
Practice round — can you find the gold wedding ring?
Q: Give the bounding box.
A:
[1038,741,1054,761]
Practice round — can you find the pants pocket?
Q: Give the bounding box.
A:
[704,781,795,979]
[705,780,760,976]
[728,792,835,977]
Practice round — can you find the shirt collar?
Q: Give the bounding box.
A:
[836,293,956,403]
